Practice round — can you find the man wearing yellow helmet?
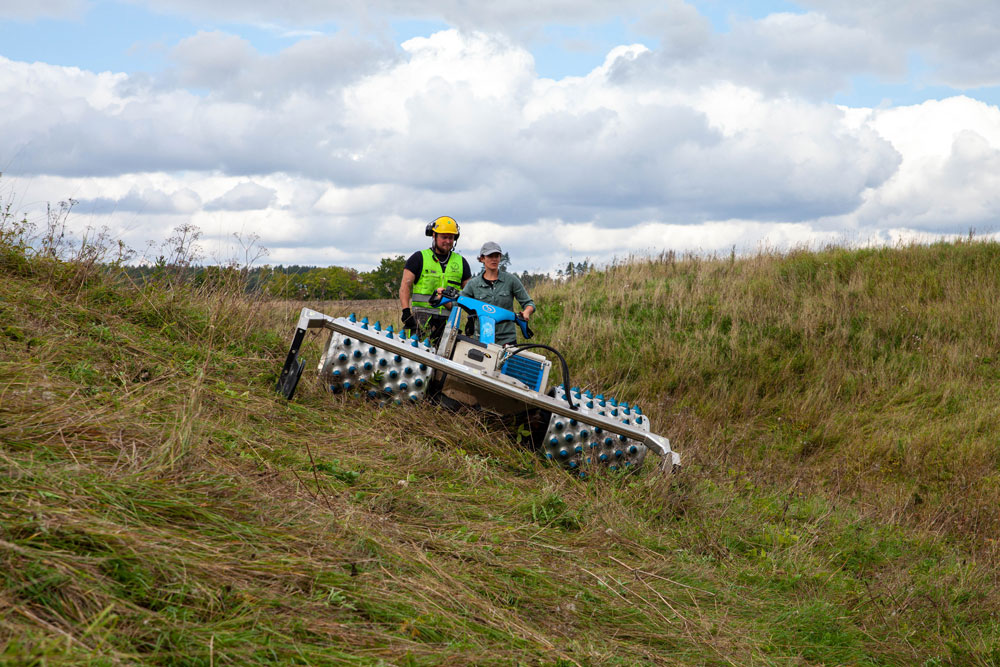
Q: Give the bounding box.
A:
[399,216,472,343]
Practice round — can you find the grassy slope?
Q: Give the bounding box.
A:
[1,242,999,665]
[535,243,1000,542]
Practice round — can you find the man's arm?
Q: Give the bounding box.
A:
[399,268,417,310]
[399,268,420,334]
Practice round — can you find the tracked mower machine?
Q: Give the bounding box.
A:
[276,288,680,474]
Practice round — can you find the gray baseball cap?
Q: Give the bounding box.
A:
[479,241,503,257]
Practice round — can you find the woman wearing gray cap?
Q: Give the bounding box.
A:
[460,241,536,345]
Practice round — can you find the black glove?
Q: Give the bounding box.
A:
[515,313,534,339]
[428,286,460,307]
[402,308,418,335]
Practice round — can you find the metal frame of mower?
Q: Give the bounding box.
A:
[276,297,680,473]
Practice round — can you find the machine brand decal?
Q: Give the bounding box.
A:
[482,305,496,314]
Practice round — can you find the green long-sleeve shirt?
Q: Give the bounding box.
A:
[460,270,535,345]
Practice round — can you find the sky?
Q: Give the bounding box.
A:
[2,1,1000,274]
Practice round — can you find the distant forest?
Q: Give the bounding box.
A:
[122,254,582,300]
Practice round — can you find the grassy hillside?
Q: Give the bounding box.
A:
[533,242,1000,547]
[2,237,999,665]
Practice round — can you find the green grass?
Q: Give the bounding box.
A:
[533,242,1000,550]
[2,238,1000,664]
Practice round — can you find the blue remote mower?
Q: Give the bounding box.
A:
[276,287,680,474]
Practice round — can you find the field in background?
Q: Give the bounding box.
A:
[2,233,999,665]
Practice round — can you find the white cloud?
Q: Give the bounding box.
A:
[205,181,276,211]
[344,30,534,134]
[723,11,903,97]
[850,97,1000,233]
[0,0,87,21]
[634,0,712,60]
[4,13,1000,272]
[609,10,904,101]
[163,29,394,100]
[121,0,651,32]
[80,185,202,214]
[169,31,258,91]
[799,0,1000,88]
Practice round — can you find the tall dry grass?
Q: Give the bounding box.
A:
[3,226,1000,665]
[533,240,1000,550]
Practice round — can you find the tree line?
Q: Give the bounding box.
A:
[122,256,560,301]
[0,195,584,301]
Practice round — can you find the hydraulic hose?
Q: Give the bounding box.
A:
[504,344,576,411]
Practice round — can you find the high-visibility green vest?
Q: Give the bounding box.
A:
[412,248,464,311]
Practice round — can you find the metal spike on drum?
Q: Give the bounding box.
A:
[318,315,434,402]
[541,386,650,472]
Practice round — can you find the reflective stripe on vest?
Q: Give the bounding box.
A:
[412,248,464,311]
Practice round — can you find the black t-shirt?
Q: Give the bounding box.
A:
[405,250,472,284]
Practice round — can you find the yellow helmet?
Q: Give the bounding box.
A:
[425,215,460,239]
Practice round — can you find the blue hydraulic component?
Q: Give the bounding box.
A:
[500,354,546,391]
[433,290,532,344]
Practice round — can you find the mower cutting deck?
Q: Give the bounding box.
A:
[276,292,680,473]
